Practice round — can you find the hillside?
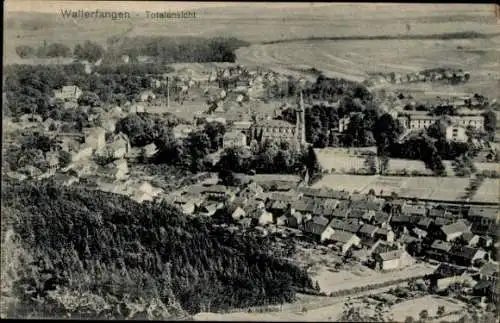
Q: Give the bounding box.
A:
[0,178,312,319]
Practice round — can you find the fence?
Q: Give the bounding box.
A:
[214,274,428,315]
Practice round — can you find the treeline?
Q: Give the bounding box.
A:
[1,179,312,319]
[3,63,173,117]
[261,31,495,45]
[115,113,227,173]
[217,143,322,185]
[108,36,250,63]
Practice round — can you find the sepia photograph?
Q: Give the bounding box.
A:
[1,1,499,321]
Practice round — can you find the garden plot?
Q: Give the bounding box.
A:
[312,175,376,193]
[472,178,500,203]
[389,295,467,322]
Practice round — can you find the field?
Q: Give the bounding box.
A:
[311,262,435,295]
[312,175,477,201]
[472,178,499,203]
[5,5,500,102]
[389,295,467,322]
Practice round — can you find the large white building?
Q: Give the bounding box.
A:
[398,113,484,131]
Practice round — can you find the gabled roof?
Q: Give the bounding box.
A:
[359,224,378,235]
[329,231,357,244]
[256,119,295,128]
[348,209,365,219]
[433,263,467,278]
[391,214,411,224]
[449,245,481,260]
[417,218,433,228]
[377,249,402,261]
[479,262,498,278]
[441,220,469,236]
[430,240,452,252]
[468,206,498,220]
[402,204,427,216]
[373,212,390,224]
[328,218,361,233]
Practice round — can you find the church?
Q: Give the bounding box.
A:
[251,92,306,145]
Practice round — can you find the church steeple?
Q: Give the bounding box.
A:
[295,91,306,145]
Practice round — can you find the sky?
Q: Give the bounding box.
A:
[4,1,493,14]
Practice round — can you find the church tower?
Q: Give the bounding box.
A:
[295,91,306,145]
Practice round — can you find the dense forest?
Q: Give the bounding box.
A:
[1,179,313,319]
[107,36,250,64]
[3,63,173,118]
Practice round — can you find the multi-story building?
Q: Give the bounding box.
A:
[398,113,484,132]
[251,91,306,145]
[445,125,468,142]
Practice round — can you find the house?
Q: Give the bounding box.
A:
[276,215,288,226]
[287,212,304,229]
[132,191,155,204]
[327,231,361,255]
[358,224,379,241]
[449,245,488,267]
[388,199,407,214]
[53,85,82,102]
[172,124,195,140]
[429,263,471,292]
[317,199,340,217]
[429,207,456,221]
[473,279,497,303]
[303,216,330,237]
[390,214,411,232]
[402,204,427,217]
[412,227,428,240]
[468,206,499,228]
[373,249,413,271]
[478,262,498,281]
[291,197,316,216]
[173,195,202,215]
[416,218,434,231]
[198,201,221,217]
[202,185,235,202]
[252,208,273,226]
[238,182,264,200]
[139,90,156,102]
[46,151,60,174]
[374,228,395,243]
[439,220,471,242]
[223,131,247,148]
[331,208,350,220]
[251,174,302,192]
[328,218,361,234]
[373,212,391,227]
[461,232,480,247]
[426,240,453,262]
[230,206,246,221]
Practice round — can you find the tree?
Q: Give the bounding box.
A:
[45,42,72,58]
[74,41,105,63]
[405,316,415,323]
[15,45,36,58]
[77,91,101,107]
[419,309,429,322]
[482,110,497,140]
[437,306,445,317]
